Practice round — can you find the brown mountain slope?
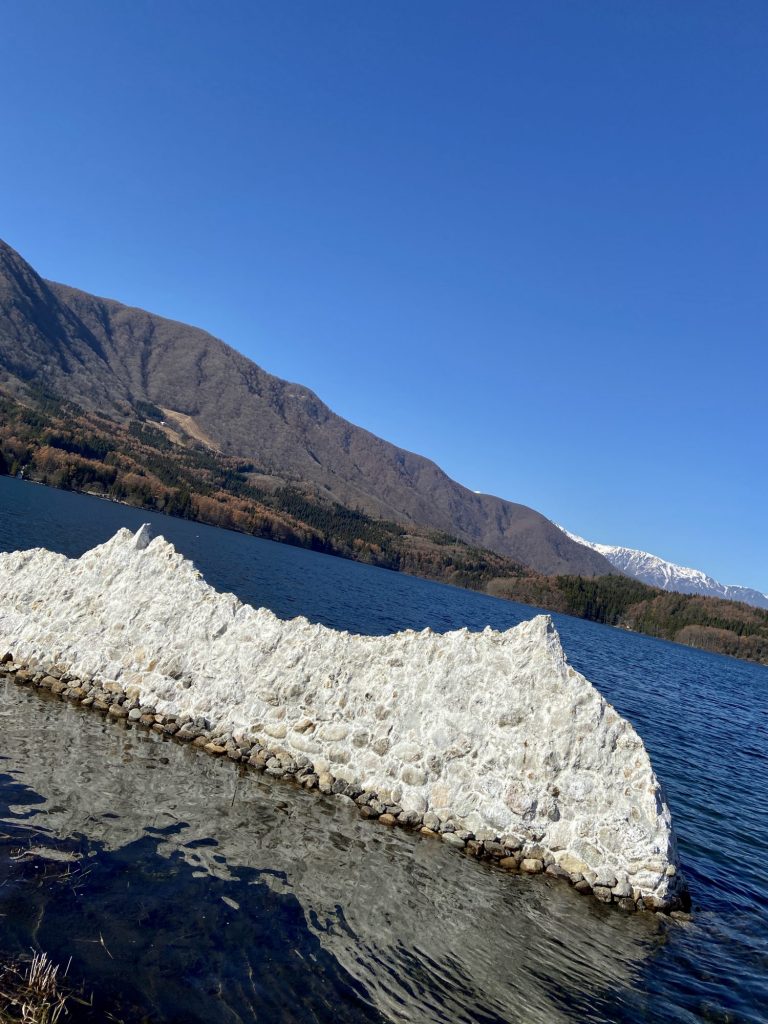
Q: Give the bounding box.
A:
[0,239,613,576]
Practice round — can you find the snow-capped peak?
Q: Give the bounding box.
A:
[560,527,768,611]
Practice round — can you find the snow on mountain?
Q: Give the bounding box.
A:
[559,528,768,611]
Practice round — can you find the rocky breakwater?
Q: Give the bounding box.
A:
[0,526,688,913]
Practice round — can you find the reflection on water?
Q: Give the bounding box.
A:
[0,681,668,1024]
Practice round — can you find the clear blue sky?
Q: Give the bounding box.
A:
[1,2,765,590]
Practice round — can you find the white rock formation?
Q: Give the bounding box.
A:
[0,527,685,907]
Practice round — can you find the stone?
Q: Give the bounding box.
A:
[441,833,465,849]
[555,852,590,877]
[108,705,129,719]
[317,771,334,794]
[499,856,520,871]
[643,894,675,913]
[378,813,397,826]
[397,810,422,827]
[474,829,497,842]
[522,844,547,861]
[617,898,636,913]
[574,880,593,895]
[402,766,427,787]
[592,886,613,903]
[500,834,525,852]
[520,858,544,874]
[545,863,570,880]
[483,841,506,859]
[594,872,618,890]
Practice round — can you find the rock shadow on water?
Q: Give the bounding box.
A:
[0,677,674,1024]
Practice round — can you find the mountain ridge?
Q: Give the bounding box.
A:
[560,527,768,611]
[0,238,612,577]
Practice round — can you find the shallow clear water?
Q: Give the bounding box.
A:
[0,476,766,1023]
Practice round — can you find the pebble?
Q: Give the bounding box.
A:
[441,832,465,849]
[499,856,520,871]
[592,886,613,903]
[397,810,422,827]
[520,858,544,874]
[484,842,506,858]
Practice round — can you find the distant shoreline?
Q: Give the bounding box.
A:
[2,473,766,670]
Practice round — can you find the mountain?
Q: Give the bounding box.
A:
[0,238,613,577]
[560,528,768,610]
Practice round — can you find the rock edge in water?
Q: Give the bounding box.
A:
[0,527,689,913]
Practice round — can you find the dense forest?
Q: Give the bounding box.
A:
[488,575,768,665]
[1,389,765,667]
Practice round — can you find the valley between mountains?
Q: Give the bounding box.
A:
[1,238,766,665]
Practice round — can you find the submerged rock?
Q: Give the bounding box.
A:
[0,527,687,910]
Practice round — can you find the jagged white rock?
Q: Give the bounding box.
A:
[0,527,685,906]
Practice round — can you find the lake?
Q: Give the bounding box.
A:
[0,475,766,1023]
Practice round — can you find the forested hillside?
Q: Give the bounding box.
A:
[0,238,612,577]
[488,574,768,665]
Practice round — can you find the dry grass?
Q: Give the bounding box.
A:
[0,952,70,1024]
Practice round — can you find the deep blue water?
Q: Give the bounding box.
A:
[0,476,766,1023]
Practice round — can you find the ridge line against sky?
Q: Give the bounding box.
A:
[0,1,765,590]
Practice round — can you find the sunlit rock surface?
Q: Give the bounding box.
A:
[0,527,684,906]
